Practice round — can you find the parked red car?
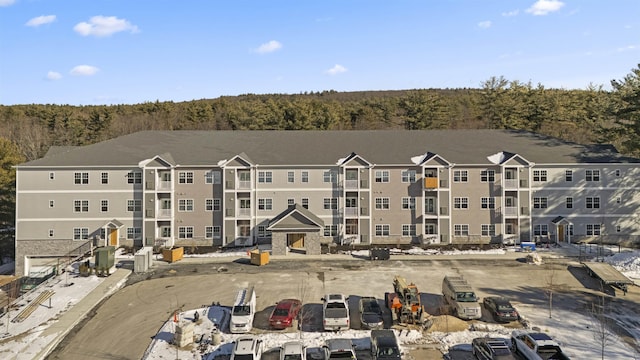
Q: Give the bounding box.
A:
[269,298,302,329]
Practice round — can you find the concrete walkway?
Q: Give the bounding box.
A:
[33,268,131,360]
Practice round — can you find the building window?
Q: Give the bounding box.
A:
[375,224,390,236]
[323,171,336,183]
[374,170,389,183]
[288,171,295,183]
[533,197,548,209]
[212,226,221,239]
[375,197,390,210]
[566,197,573,209]
[453,197,468,209]
[74,172,89,185]
[480,170,495,182]
[258,198,273,210]
[205,226,213,238]
[586,169,600,182]
[324,224,338,237]
[533,170,547,182]
[73,227,89,240]
[401,170,416,183]
[127,172,142,184]
[287,198,295,206]
[161,227,171,237]
[586,224,601,236]
[179,172,194,184]
[301,171,309,183]
[565,170,573,182]
[616,225,621,233]
[205,199,213,211]
[616,196,621,204]
[454,224,469,236]
[615,169,621,177]
[586,197,600,209]
[213,198,221,211]
[323,198,338,210]
[425,224,436,235]
[205,171,221,184]
[481,224,496,236]
[256,225,271,238]
[101,172,108,184]
[238,171,251,182]
[258,171,273,183]
[49,200,54,208]
[401,197,416,210]
[49,172,55,180]
[301,198,309,209]
[74,200,89,212]
[126,227,141,239]
[533,224,549,236]
[178,226,194,239]
[453,170,468,183]
[179,199,194,212]
[48,229,54,237]
[127,199,141,212]
[481,197,495,209]
[101,200,109,212]
[402,224,416,236]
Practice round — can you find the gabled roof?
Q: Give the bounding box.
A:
[337,152,371,166]
[551,216,572,225]
[267,204,324,231]
[139,153,175,168]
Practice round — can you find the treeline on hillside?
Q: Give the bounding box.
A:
[0,78,623,162]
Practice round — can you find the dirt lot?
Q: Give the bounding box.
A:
[46,255,639,360]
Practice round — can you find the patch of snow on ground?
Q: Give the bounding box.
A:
[605,250,640,281]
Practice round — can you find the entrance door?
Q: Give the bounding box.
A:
[288,233,305,248]
[558,225,565,242]
[109,228,118,246]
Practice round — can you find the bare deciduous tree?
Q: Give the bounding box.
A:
[589,294,616,360]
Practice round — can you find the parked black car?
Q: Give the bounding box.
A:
[359,296,384,329]
[472,337,515,360]
[371,330,401,360]
[483,296,519,322]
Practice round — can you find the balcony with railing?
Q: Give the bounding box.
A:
[344,207,358,217]
[238,181,251,189]
[158,180,172,191]
[238,208,251,217]
[344,179,359,189]
[503,179,518,190]
[504,206,518,217]
[158,209,171,218]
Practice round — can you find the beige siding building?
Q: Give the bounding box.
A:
[14,130,640,275]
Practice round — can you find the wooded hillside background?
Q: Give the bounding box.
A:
[1,66,640,253]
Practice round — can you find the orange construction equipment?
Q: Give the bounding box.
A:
[386,275,425,325]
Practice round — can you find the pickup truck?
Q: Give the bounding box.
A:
[322,294,350,331]
[511,330,570,360]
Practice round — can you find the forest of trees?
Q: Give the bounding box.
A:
[1,65,640,258]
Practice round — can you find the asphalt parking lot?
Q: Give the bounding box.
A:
[46,253,639,360]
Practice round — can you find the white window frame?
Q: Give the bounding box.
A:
[323,171,336,183]
[48,229,54,237]
[287,171,295,183]
[258,198,273,210]
[179,171,194,184]
[212,226,221,239]
[205,226,213,239]
[586,224,601,236]
[301,171,309,183]
[178,199,194,212]
[301,198,309,209]
[480,170,495,182]
[533,197,548,209]
[205,198,214,211]
[101,199,109,212]
[73,227,89,240]
[374,170,390,183]
[375,224,390,237]
[74,200,89,213]
[49,172,55,180]
[481,224,496,236]
[586,196,600,209]
[401,170,416,183]
[425,224,437,235]
[566,197,573,209]
[323,198,338,210]
[454,224,469,236]
[49,200,54,208]
[287,198,295,206]
[453,197,468,209]
[534,224,549,236]
[178,226,194,239]
[258,171,273,183]
[127,199,141,212]
[74,172,89,185]
[127,172,142,184]
[565,170,573,182]
[480,197,495,209]
[213,198,221,211]
[401,197,416,210]
[126,227,141,240]
[402,224,416,236]
[586,169,600,182]
[453,170,468,183]
[101,172,109,184]
[324,224,338,237]
[375,197,390,210]
[533,170,548,182]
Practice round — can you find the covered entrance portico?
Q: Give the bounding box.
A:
[551,216,573,244]
[268,204,324,256]
[102,219,124,247]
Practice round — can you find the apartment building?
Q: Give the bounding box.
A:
[14,130,640,275]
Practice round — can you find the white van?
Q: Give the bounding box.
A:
[230,286,256,333]
[442,275,481,320]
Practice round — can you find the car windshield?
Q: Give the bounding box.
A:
[497,305,513,311]
[364,303,380,313]
[326,303,346,309]
[273,308,289,317]
[456,292,477,302]
[493,347,512,355]
[378,347,399,356]
[329,351,354,359]
[232,305,251,316]
[234,355,254,360]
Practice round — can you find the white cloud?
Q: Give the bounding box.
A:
[46,71,62,80]
[526,0,564,16]
[254,40,282,54]
[0,0,15,7]
[502,9,519,17]
[478,21,492,29]
[26,15,56,27]
[617,45,637,52]
[73,16,139,37]
[325,64,347,75]
[70,65,100,76]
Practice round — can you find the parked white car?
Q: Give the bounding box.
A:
[321,293,350,331]
[280,341,306,360]
[230,335,262,360]
[511,330,570,360]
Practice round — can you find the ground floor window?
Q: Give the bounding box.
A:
[345,219,358,235]
[73,227,88,240]
[375,224,390,237]
[178,226,194,239]
[454,224,469,236]
[324,224,338,236]
[402,224,416,236]
[533,224,548,236]
[586,224,601,236]
[127,227,141,239]
[481,224,496,236]
[425,224,437,234]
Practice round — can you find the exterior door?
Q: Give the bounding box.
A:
[288,233,305,248]
[109,228,118,246]
[558,225,565,242]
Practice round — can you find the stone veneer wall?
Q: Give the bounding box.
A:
[271,231,322,256]
[15,239,79,276]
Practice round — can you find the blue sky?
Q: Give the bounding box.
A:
[1,0,639,105]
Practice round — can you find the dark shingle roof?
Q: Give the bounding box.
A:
[17,129,640,167]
